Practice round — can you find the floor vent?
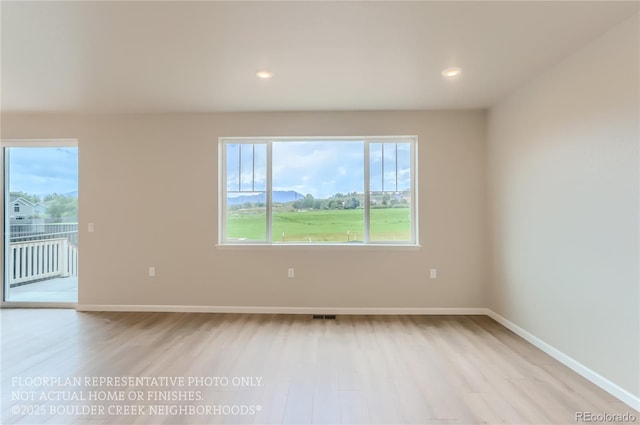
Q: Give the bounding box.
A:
[312,315,337,320]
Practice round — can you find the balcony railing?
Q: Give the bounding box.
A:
[10,222,78,245]
[8,223,78,287]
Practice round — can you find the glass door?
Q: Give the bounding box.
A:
[3,142,78,303]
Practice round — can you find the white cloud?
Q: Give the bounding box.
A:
[272,141,363,198]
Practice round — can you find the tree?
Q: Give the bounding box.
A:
[45,193,77,221]
[348,197,360,209]
[342,197,359,210]
[301,194,315,209]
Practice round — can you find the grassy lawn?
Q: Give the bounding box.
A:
[226,207,411,242]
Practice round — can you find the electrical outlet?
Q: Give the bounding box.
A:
[430,268,437,279]
[288,268,295,278]
[149,267,156,277]
[88,223,95,233]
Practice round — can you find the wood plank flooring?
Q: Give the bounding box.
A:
[0,310,637,424]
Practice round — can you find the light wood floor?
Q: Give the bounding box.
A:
[1,310,636,425]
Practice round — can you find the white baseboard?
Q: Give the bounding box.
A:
[76,304,489,315]
[486,310,640,411]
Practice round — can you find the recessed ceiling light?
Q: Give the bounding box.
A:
[442,67,462,78]
[256,71,273,79]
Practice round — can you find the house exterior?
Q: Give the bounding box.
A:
[9,196,48,221]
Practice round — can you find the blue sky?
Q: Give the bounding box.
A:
[9,143,411,200]
[226,141,411,199]
[7,147,78,197]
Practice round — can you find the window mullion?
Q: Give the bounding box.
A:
[266,141,273,243]
[395,143,398,192]
[219,142,227,243]
[381,143,385,193]
[364,141,370,244]
[238,144,242,192]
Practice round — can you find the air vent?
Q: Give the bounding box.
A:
[311,315,336,320]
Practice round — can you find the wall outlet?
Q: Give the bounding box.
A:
[149,267,156,277]
[288,268,295,278]
[430,268,437,279]
[88,223,95,233]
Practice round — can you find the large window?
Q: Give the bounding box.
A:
[219,137,418,245]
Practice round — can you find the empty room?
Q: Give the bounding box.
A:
[1,1,638,424]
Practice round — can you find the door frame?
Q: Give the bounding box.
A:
[1,139,78,308]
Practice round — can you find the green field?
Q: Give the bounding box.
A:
[227,207,411,242]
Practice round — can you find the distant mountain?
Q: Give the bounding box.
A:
[227,193,265,205]
[227,190,304,205]
[273,190,305,203]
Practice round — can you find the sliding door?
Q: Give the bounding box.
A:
[2,141,78,303]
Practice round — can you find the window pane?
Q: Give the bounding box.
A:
[272,141,364,243]
[4,146,79,302]
[369,142,412,241]
[369,143,383,192]
[225,143,267,241]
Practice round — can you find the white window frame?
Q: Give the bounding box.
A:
[218,136,419,247]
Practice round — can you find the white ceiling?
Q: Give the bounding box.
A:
[2,1,638,113]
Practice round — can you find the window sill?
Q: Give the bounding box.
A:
[216,243,422,251]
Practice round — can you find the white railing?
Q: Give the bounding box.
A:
[8,238,78,286]
[10,223,78,245]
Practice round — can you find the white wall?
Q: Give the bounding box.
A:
[488,13,639,398]
[1,111,488,310]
